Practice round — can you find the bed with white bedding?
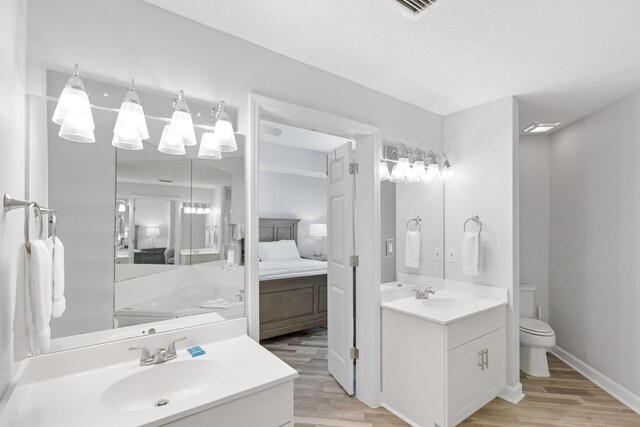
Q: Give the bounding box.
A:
[258,218,328,340]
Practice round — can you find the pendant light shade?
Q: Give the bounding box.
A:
[397,157,411,177]
[425,162,441,182]
[441,160,453,180]
[379,161,391,181]
[389,164,406,183]
[53,64,95,143]
[113,80,148,150]
[158,124,185,155]
[213,101,237,152]
[407,160,425,183]
[198,131,222,159]
[169,91,197,147]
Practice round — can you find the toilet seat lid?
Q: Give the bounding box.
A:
[520,318,553,335]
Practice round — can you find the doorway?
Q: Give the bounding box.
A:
[247,94,382,406]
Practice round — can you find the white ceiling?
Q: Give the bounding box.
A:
[260,119,351,153]
[142,0,640,132]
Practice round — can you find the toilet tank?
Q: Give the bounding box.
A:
[520,285,537,318]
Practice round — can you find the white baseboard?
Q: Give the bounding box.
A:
[498,382,525,404]
[551,346,640,415]
[381,402,420,427]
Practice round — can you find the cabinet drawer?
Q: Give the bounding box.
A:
[445,306,506,350]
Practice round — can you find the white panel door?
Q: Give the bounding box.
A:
[327,142,355,395]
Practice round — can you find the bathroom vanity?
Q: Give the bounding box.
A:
[1,319,296,427]
[381,281,508,427]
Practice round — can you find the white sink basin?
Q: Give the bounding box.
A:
[101,360,218,412]
[422,298,472,310]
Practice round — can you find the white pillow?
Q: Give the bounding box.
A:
[259,240,301,261]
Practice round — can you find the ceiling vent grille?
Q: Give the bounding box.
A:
[388,0,446,20]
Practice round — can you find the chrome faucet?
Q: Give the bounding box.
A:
[236,289,245,302]
[414,287,436,300]
[129,337,186,366]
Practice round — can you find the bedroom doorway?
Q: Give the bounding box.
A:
[248,94,382,407]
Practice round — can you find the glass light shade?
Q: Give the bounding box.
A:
[112,133,143,150]
[52,87,94,128]
[59,112,95,143]
[169,111,197,146]
[118,203,126,213]
[204,207,211,214]
[214,119,237,152]
[379,162,391,181]
[196,206,204,215]
[198,132,222,159]
[397,157,411,176]
[184,205,192,214]
[425,162,441,182]
[158,124,185,155]
[389,164,406,183]
[407,165,422,183]
[442,164,453,180]
[114,101,149,141]
[309,223,327,238]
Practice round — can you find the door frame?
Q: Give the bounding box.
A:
[246,94,382,407]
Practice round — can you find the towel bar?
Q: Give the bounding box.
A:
[406,216,422,232]
[463,215,482,233]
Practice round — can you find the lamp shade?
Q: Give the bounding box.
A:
[198,131,222,159]
[118,202,126,213]
[112,133,143,151]
[214,119,237,152]
[441,161,453,180]
[113,92,149,150]
[389,164,405,183]
[309,223,327,238]
[425,162,441,182]
[146,227,160,237]
[158,124,185,156]
[169,111,197,147]
[58,112,95,143]
[52,66,96,143]
[379,162,390,181]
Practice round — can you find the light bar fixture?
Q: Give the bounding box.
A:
[381,144,453,184]
[52,64,96,143]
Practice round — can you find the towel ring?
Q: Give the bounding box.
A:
[406,216,422,232]
[463,215,482,233]
[25,202,44,254]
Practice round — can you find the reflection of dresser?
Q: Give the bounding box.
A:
[134,248,166,264]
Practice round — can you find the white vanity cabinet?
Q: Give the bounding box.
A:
[382,304,506,427]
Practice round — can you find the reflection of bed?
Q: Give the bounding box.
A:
[259,218,328,340]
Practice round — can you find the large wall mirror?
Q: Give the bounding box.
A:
[30,70,245,352]
[379,144,445,287]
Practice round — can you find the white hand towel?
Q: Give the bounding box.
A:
[232,223,245,240]
[45,236,66,317]
[463,231,480,276]
[27,240,53,354]
[405,230,421,269]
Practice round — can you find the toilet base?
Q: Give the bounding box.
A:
[520,345,550,377]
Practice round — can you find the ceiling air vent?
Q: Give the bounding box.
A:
[388,0,446,20]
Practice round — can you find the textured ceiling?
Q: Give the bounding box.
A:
[142,0,640,130]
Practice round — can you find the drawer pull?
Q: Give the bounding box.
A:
[485,349,489,369]
[477,350,485,370]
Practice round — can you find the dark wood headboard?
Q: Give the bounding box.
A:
[259,218,300,242]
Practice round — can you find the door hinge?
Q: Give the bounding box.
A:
[349,255,359,267]
[350,347,359,360]
[349,162,359,174]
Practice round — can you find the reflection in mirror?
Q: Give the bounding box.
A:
[379,145,445,288]
[40,69,245,352]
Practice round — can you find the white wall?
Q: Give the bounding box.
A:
[519,134,550,321]
[0,0,27,399]
[380,181,396,283]
[549,89,640,398]
[259,143,328,257]
[444,97,521,392]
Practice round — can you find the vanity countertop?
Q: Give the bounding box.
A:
[8,321,297,427]
[381,280,508,325]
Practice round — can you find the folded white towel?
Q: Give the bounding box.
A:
[463,231,480,276]
[45,236,66,317]
[232,223,245,240]
[405,230,421,269]
[25,240,53,354]
[200,298,229,309]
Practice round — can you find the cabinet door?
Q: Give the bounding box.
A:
[446,339,483,426]
[479,327,506,405]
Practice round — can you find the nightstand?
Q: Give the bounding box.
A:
[302,255,327,261]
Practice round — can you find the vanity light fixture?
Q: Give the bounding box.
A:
[52,64,96,143]
[198,108,223,159]
[379,161,391,181]
[169,90,197,147]
[382,144,452,185]
[522,121,560,133]
[213,101,238,152]
[112,79,148,150]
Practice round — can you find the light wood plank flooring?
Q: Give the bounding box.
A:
[262,327,640,427]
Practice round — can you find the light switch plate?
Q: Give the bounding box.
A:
[433,247,441,261]
[447,249,456,263]
[385,239,395,257]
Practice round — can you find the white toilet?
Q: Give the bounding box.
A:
[520,285,555,377]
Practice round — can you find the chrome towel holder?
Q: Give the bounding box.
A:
[4,193,57,253]
[463,215,482,233]
[406,216,422,232]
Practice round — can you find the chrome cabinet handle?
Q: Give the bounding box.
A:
[485,349,489,369]
[478,350,485,370]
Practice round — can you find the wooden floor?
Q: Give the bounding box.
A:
[262,327,640,427]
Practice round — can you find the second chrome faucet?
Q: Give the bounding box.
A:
[414,287,436,300]
[129,337,187,366]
